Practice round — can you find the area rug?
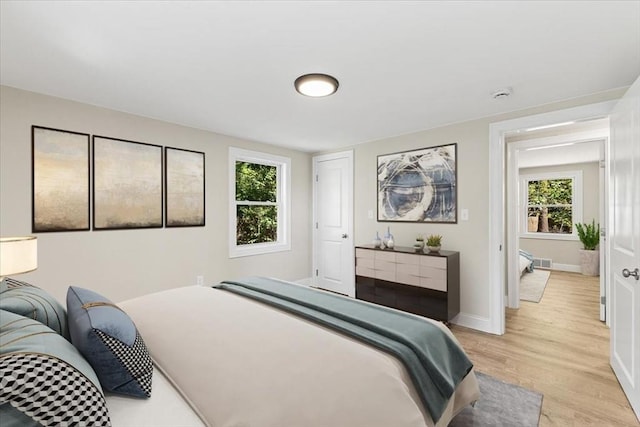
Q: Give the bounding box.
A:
[519,269,551,303]
[450,371,543,427]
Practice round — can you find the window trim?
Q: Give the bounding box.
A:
[519,170,583,241]
[229,147,291,258]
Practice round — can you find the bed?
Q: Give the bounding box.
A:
[519,249,534,275]
[1,277,480,427]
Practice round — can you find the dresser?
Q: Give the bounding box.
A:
[355,245,460,322]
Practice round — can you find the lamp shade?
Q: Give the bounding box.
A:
[0,236,38,276]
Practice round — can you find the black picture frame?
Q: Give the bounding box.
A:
[93,135,163,230]
[377,143,457,223]
[165,147,205,227]
[32,125,90,232]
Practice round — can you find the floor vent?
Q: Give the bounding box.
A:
[533,258,552,269]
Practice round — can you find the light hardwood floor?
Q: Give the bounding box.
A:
[451,271,639,426]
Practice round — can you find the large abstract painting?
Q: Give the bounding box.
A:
[165,147,205,227]
[93,136,163,230]
[377,143,457,223]
[32,126,90,232]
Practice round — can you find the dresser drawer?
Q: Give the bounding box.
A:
[375,269,396,282]
[396,271,421,287]
[356,257,375,270]
[419,266,447,281]
[375,251,396,262]
[356,266,375,278]
[396,253,420,265]
[375,260,396,273]
[420,256,447,269]
[397,262,419,276]
[356,248,375,259]
[418,277,447,292]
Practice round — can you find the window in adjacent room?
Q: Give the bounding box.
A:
[229,147,291,257]
[520,170,582,240]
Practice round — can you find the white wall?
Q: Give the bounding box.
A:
[0,86,312,304]
[1,84,625,333]
[519,162,600,268]
[325,88,625,330]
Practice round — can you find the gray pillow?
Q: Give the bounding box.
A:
[0,309,111,427]
[0,277,69,339]
[67,286,152,398]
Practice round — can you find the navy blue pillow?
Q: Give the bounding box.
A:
[66,286,152,398]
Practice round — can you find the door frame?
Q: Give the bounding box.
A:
[488,100,617,334]
[312,150,354,293]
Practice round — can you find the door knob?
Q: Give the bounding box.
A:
[342,233,348,239]
[622,268,639,280]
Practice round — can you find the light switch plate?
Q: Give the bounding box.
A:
[461,209,469,221]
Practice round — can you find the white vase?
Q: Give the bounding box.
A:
[579,249,599,276]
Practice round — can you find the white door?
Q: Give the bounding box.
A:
[313,151,354,296]
[610,76,640,421]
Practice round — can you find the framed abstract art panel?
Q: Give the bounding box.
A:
[165,147,205,227]
[32,126,90,232]
[93,136,163,230]
[377,143,457,223]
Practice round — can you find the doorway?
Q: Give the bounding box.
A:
[488,100,617,335]
[505,123,608,323]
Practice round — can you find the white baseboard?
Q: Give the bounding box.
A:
[551,263,581,273]
[452,312,499,335]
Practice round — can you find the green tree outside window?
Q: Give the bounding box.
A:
[527,178,573,234]
[235,161,278,245]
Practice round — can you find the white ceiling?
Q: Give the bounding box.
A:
[1,1,639,153]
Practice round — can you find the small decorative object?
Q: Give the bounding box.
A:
[383,226,391,246]
[426,234,442,252]
[414,234,424,251]
[373,232,382,248]
[576,220,600,276]
[387,234,395,249]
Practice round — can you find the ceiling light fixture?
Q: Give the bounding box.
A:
[294,74,339,97]
[491,87,512,100]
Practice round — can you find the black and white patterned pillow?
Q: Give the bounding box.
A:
[67,286,153,398]
[1,353,111,427]
[0,309,111,426]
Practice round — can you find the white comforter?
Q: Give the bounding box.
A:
[118,285,479,427]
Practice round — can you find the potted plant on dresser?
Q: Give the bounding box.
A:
[426,234,442,253]
[575,220,600,276]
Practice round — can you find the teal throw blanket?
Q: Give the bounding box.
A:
[214,277,473,423]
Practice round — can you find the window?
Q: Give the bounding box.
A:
[520,171,582,240]
[229,147,291,257]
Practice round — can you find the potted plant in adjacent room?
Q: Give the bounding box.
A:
[575,219,600,276]
[426,234,442,253]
